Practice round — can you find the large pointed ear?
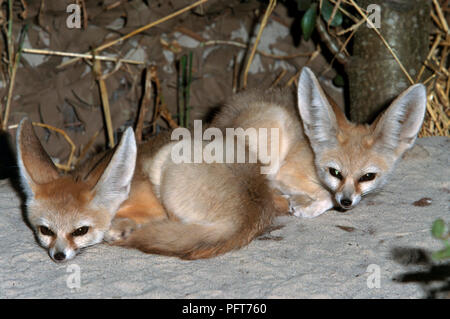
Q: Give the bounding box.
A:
[372,84,426,156]
[297,67,339,152]
[16,118,60,199]
[90,127,137,215]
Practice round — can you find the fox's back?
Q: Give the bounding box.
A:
[212,88,302,136]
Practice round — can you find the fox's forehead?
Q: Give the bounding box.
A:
[30,195,92,222]
[33,177,94,207]
[336,123,373,144]
[28,196,110,232]
[28,177,101,224]
[320,133,389,175]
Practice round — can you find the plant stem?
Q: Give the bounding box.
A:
[2,24,29,130]
[178,55,187,127]
[185,52,193,129]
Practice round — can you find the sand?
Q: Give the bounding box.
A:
[0,137,448,299]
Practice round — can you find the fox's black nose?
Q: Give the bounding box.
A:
[54,252,66,261]
[340,198,352,208]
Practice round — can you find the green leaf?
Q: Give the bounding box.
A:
[432,247,450,261]
[301,3,317,41]
[321,0,343,27]
[333,74,345,87]
[431,219,446,239]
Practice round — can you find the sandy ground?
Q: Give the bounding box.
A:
[0,137,448,299]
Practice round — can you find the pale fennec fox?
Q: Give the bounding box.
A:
[17,120,138,262]
[17,120,282,262]
[212,67,427,218]
[16,67,426,262]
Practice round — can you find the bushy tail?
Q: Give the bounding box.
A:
[113,162,285,260]
[114,219,263,260]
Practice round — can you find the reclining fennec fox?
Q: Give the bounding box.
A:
[16,67,426,262]
[213,67,426,217]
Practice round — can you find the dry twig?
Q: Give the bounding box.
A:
[242,0,277,89]
[93,57,115,148]
[135,67,152,144]
[22,48,144,65]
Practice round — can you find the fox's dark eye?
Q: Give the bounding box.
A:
[359,173,376,182]
[72,226,89,237]
[39,226,54,237]
[328,167,343,180]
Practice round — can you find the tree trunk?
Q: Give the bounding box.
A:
[346,0,430,124]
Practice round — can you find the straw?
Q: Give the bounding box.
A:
[242,0,277,89]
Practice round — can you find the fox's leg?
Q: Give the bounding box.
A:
[105,180,167,243]
[104,218,139,243]
[288,188,334,218]
[272,143,335,218]
[115,180,167,222]
[271,190,291,215]
[272,167,335,218]
[272,183,334,218]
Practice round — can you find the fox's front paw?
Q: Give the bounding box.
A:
[104,218,138,243]
[291,203,326,218]
[289,195,333,218]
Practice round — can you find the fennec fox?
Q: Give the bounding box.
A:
[17,120,139,262]
[212,67,426,218]
[17,120,281,262]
